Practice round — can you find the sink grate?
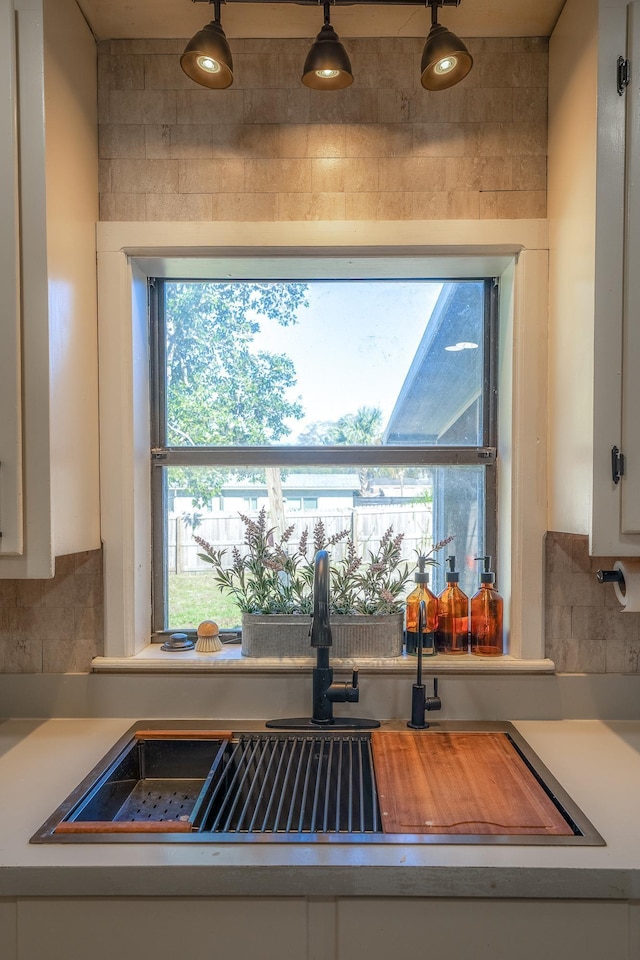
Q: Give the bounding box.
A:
[198,733,381,835]
[114,780,201,822]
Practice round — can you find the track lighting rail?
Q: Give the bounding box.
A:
[189,0,462,5]
[182,0,471,90]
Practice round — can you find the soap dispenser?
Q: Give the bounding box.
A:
[470,556,504,656]
[435,556,469,654]
[405,556,438,656]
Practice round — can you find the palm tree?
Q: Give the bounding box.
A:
[333,407,383,497]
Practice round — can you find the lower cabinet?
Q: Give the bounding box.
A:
[10,897,639,960]
[0,899,17,960]
[15,898,308,960]
[337,898,633,960]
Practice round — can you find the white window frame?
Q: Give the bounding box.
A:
[96,219,549,665]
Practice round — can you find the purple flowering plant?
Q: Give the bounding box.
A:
[194,507,413,616]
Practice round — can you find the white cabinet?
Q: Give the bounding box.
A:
[621,2,640,534]
[0,0,29,561]
[0,0,100,578]
[0,0,22,560]
[548,0,640,556]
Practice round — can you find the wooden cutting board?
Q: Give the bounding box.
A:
[371,731,574,835]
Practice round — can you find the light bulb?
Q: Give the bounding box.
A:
[435,56,457,74]
[316,68,340,79]
[444,341,479,352]
[197,55,221,73]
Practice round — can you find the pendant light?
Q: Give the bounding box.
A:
[179,0,475,94]
[180,0,234,89]
[420,0,472,91]
[302,1,353,90]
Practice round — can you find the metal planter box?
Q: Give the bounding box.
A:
[241,612,403,659]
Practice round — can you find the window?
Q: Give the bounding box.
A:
[150,275,498,634]
[97,225,550,664]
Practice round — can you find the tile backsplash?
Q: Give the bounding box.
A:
[545,532,640,673]
[97,36,548,222]
[0,535,637,673]
[0,550,103,673]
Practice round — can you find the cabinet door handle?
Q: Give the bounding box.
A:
[612,446,625,484]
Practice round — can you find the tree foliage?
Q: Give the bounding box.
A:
[164,281,308,504]
[298,406,383,446]
[298,406,384,496]
[332,406,383,446]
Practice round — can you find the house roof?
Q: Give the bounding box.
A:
[383,281,485,444]
[222,473,361,493]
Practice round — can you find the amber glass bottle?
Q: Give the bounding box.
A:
[435,556,469,654]
[470,556,504,656]
[405,557,438,656]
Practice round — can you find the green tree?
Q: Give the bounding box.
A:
[297,406,384,496]
[297,420,338,445]
[298,406,384,447]
[165,281,308,504]
[332,406,383,446]
[334,407,383,496]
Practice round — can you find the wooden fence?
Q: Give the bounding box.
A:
[168,505,433,574]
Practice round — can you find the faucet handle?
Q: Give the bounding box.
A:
[344,669,360,703]
[425,677,442,712]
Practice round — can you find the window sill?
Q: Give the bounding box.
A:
[91,645,556,675]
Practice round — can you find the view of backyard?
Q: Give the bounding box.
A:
[155,278,490,631]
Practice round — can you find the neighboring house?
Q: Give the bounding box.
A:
[384,282,484,447]
[384,281,486,564]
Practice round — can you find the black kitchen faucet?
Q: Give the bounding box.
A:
[266,549,379,730]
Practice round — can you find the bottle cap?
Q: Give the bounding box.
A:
[477,556,496,584]
[414,555,429,584]
[445,555,459,583]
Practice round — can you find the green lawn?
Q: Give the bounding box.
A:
[168,573,242,630]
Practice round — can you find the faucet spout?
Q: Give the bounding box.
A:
[310,549,332,648]
[407,600,442,729]
[265,548,380,730]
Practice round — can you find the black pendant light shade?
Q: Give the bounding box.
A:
[180,0,472,93]
[181,5,233,88]
[420,6,472,91]
[302,5,353,90]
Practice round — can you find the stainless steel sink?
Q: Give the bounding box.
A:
[31,721,604,846]
[46,733,230,835]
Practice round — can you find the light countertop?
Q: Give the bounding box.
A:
[1,717,639,900]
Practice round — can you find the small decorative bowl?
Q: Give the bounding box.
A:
[160,632,195,652]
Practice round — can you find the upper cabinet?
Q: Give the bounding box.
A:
[621,2,640,536]
[0,0,24,560]
[0,0,100,578]
[548,0,640,556]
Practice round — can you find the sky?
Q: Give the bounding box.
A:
[250,280,443,440]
